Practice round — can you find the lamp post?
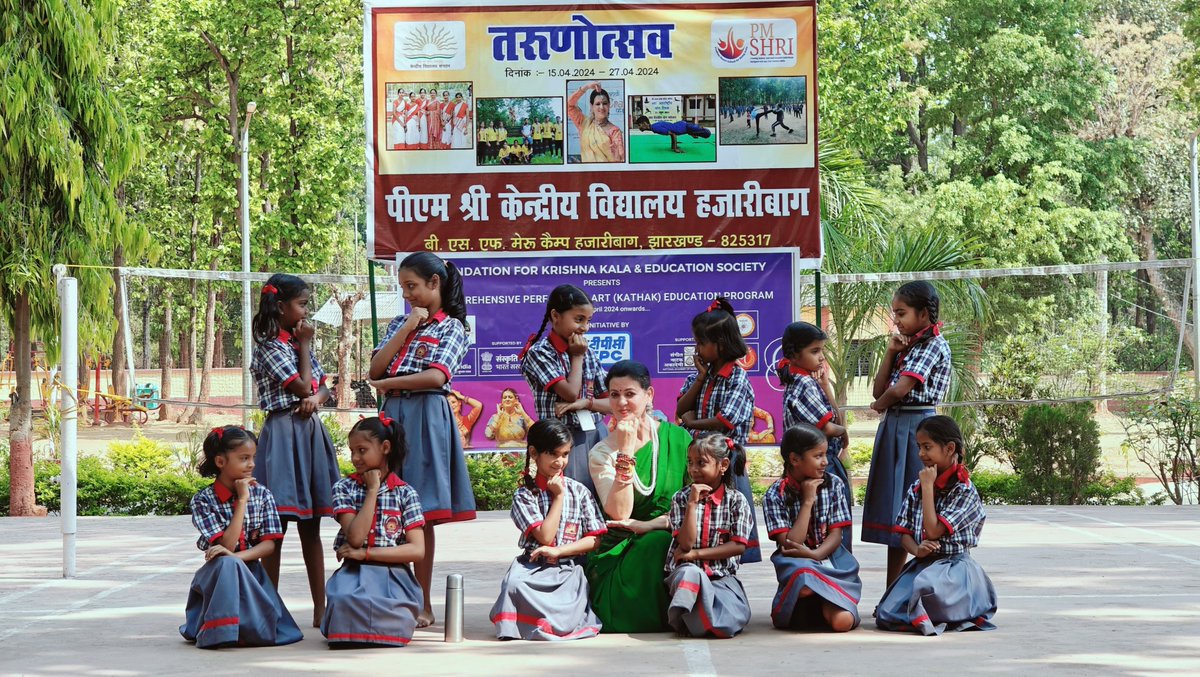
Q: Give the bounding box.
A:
[241,101,257,426]
[1191,131,1200,398]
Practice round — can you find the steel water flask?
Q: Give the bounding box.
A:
[445,573,464,642]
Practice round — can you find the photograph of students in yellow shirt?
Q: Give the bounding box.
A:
[475,97,564,166]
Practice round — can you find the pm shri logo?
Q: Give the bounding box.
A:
[711,19,797,69]
[393,21,466,71]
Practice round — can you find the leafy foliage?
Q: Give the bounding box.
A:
[1121,396,1200,505]
[465,453,523,511]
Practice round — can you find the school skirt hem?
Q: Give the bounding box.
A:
[770,547,862,630]
[874,551,997,636]
[255,410,340,522]
[861,408,934,547]
[382,392,477,523]
[665,565,751,639]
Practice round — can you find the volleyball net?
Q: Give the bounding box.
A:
[35,257,1197,434]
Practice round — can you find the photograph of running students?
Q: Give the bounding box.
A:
[475,98,565,166]
[718,76,808,146]
[628,94,717,163]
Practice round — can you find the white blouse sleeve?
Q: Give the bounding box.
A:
[589,438,618,506]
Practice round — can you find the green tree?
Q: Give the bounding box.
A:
[0,0,143,514]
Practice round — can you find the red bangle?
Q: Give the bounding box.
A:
[363,546,370,561]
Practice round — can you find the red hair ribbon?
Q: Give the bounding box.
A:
[516,332,538,361]
[725,437,734,450]
[261,284,278,295]
[707,300,721,312]
[378,413,395,427]
[776,358,790,369]
[211,426,224,439]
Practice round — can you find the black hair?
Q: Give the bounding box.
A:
[590,88,610,106]
[519,284,592,360]
[349,415,409,477]
[894,281,940,326]
[779,424,826,478]
[251,273,310,345]
[400,252,468,329]
[197,426,258,478]
[606,359,652,390]
[691,297,748,363]
[777,321,827,385]
[521,419,574,490]
[915,415,965,464]
[689,432,745,488]
[635,115,650,126]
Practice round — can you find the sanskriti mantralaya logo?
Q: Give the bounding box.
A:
[711,19,797,69]
[394,21,466,71]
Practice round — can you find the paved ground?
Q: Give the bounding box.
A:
[1,506,1198,676]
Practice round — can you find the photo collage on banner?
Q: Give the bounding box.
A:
[365,0,819,450]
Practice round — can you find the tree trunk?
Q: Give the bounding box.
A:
[189,258,219,425]
[159,302,173,421]
[213,308,225,368]
[1137,220,1195,358]
[110,245,128,399]
[8,292,42,516]
[179,153,202,423]
[335,289,365,413]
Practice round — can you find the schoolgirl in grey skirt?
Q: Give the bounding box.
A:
[322,415,426,647]
[863,281,952,585]
[875,416,997,635]
[369,252,476,628]
[491,420,607,640]
[250,273,340,626]
[519,284,612,496]
[664,433,754,638]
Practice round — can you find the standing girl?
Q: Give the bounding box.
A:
[875,416,997,635]
[676,297,760,563]
[250,273,340,627]
[663,433,754,638]
[519,284,611,494]
[763,425,861,632]
[490,420,607,641]
[777,321,853,551]
[180,426,302,649]
[321,415,426,647]
[862,281,952,585]
[369,252,475,628]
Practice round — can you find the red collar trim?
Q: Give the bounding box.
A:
[428,309,447,324]
[714,362,735,379]
[534,472,562,491]
[277,329,293,343]
[348,472,406,489]
[704,483,727,504]
[212,481,234,503]
[777,358,812,378]
[935,463,969,490]
[548,331,569,354]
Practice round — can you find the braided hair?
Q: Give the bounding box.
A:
[691,297,748,363]
[689,432,745,488]
[400,252,468,329]
[894,281,940,326]
[349,415,409,477]
[520,419,573,490]
[519,284,592,360]
[776,321,827,385]
[251,273,309,345]
[197,426,258,477]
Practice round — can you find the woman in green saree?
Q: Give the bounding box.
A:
[587,360,691,632]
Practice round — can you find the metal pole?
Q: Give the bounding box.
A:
[59,275,78,578]
[1191,133,1200,398]
[814,270,822,329]
[241,102,257,427]
[119,273,137,402]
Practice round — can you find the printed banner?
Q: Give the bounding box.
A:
[364,0,820,262]
[437,250,798,450]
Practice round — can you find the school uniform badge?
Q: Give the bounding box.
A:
[563,522,579,541]
[383,515,402,538]
[415,343,430,360]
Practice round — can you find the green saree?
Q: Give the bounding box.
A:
[586,421,691,633]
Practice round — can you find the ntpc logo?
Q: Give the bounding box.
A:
[588,333,632,365]
[711,19,797,68]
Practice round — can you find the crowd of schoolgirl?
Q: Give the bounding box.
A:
[179,253,997,649]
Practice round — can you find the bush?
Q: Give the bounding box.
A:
[466,453,523,511]
[107,430,180,476]
[1013,403,1103,504]
[0,456,209,516]
[846,441,873,476]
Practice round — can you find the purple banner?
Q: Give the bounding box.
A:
[445,250,797,451]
